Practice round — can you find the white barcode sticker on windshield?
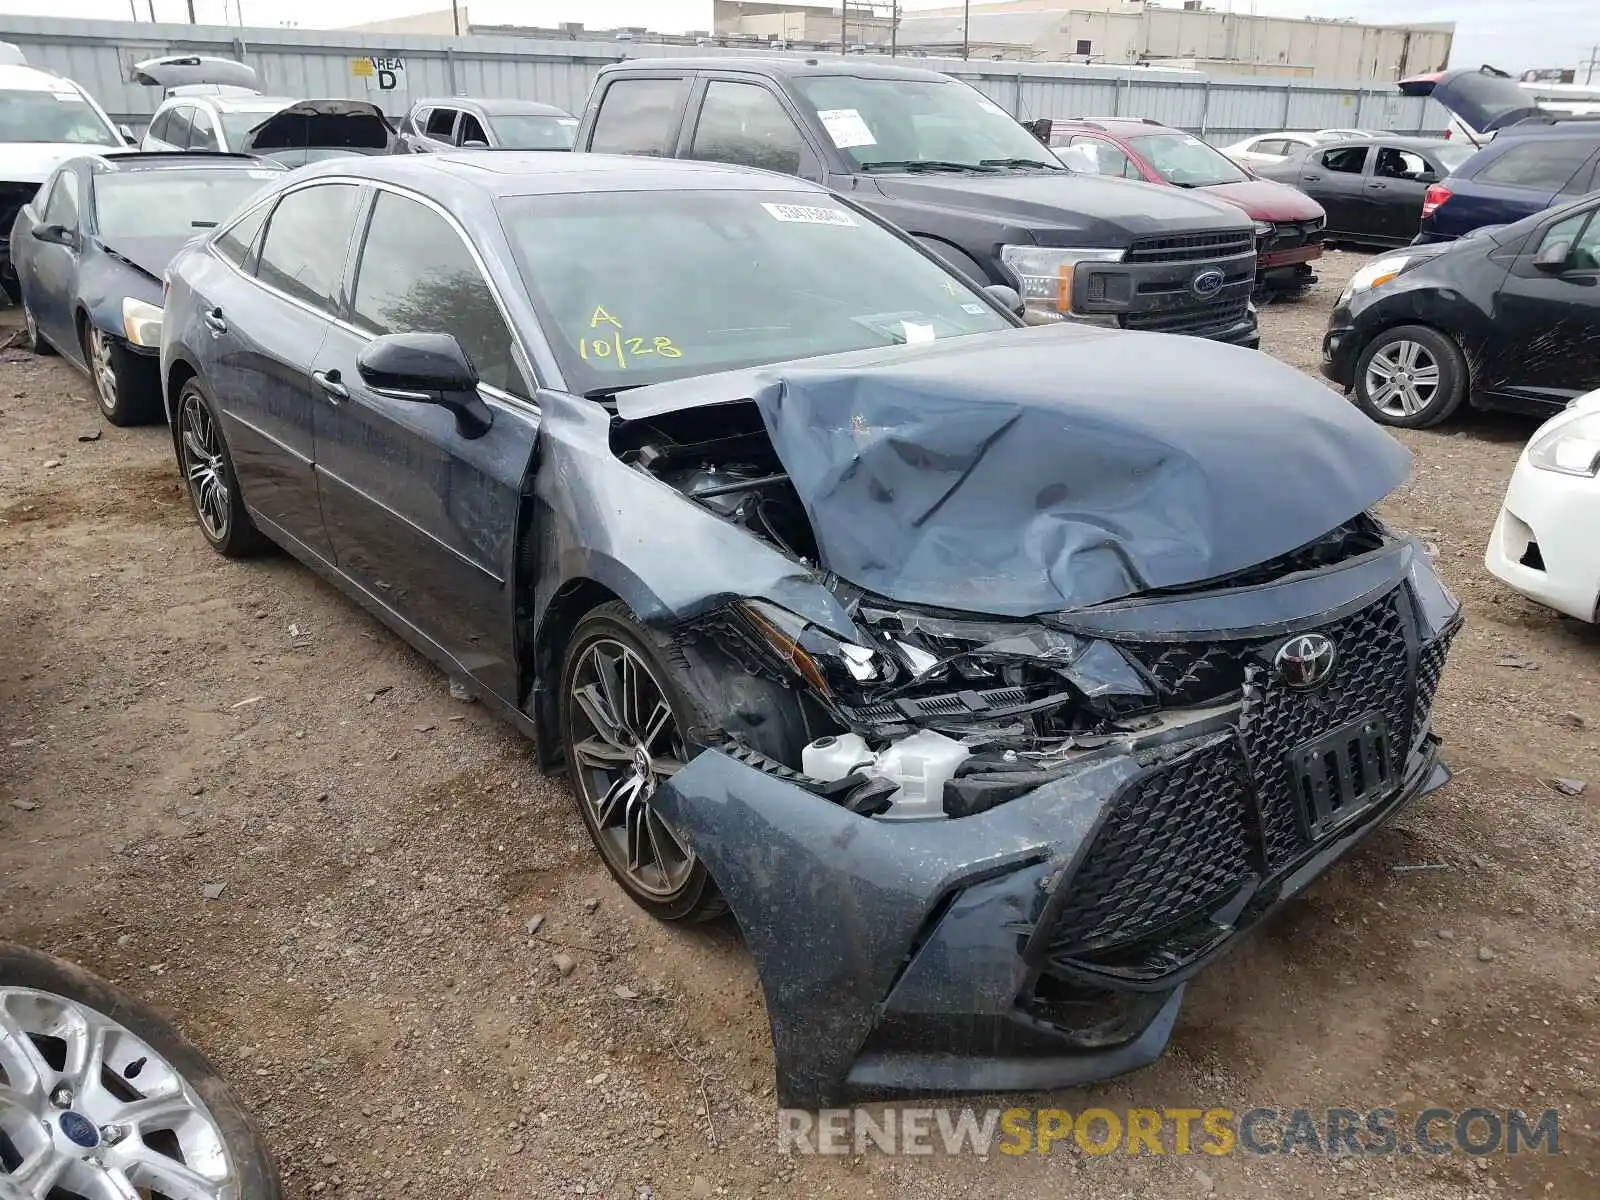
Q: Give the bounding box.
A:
[961,302,986,315]
[901,321,936,343]
[762,202,858,227]
[816,108,877,149]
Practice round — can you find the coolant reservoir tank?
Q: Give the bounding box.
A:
[801,733,874,781]
[874,730,970,820]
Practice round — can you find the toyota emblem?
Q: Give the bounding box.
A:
[1274,633,1337,690]
[1190,268,1225,300]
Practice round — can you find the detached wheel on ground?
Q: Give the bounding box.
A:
[175,377,270,558]
[81,322,161,426]
[21,301,56,356]
[0,942,283,1199]
[1353,324,1468,429]
[560,602,727,923]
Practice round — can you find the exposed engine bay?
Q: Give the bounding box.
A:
[612,400,1395,821]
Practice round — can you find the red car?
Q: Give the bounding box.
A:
[1050,117,1327,296]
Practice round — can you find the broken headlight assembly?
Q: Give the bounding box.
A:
[736,600,889,699]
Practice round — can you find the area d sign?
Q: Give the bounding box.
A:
[351,55,404,90]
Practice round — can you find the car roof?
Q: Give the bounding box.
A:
[415,96,572,117]
[1316,135,1454,151]
[600,55,953,84]
[285,150,833,200]
[0,63,87,92]
[90,151,278,174]
[1055,118,1178,137]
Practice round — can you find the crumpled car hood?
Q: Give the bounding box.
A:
[617,326,1411,616]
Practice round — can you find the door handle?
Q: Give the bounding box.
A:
[203,307,227,335]
[312,369,349,402]
[1369,182,1389,190]
[1303,173,1322,182]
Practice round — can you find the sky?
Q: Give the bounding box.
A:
[0,0,1595,77]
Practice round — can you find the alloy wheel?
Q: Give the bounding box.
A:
[567,638,695,898]
[1364,339,1441,419]
[0,985,234,1199]
[86,327,118,416]
[178,392,230,542]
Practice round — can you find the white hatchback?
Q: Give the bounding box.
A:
[1485,389,1600,622]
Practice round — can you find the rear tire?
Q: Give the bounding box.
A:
[560,602,727,923]
[175,377,270,558]
[1352,324,1467,429]
[83,322,161,426]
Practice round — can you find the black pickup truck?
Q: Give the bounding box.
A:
[574,57,1259,345]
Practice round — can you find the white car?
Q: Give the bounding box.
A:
[141,92,296,156]
[1221,129,1371,166]
[1485,389,1600,622]
[1,59,128,301]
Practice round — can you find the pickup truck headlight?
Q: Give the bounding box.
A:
[1527,411,1600,477]
[1252,220,1274,238]
[999,245,1124,325]
[122,297,164,347]
[1337,254,1413,306]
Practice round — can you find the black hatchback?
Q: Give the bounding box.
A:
[1322,189,1600,427]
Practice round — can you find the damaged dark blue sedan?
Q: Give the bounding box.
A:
[158,152,1461,1108]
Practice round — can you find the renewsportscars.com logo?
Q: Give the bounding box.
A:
[778,1106,1561,1158]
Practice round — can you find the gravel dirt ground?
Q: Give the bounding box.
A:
[2,251,1597,1199]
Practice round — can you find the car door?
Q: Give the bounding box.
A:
[1364,146,1436,243]
[683,77,821,180]
[1488,202,1600,404]
[1064,133,1144,180]
[1300,144,1372,236]
[25,165,84,355]
[422,106,459,151]
[309,186,539,704]
[199,181,365,560]
[583,74,693,157]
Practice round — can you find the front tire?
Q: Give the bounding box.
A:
[1352,324,1467,428]
[0,942,283,1199]
[83,322,160,425]
[175,378,269,558]
[560,602,726,923]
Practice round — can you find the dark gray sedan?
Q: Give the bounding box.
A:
[159,152,1460,1107]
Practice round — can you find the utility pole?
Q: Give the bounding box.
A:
[451,1,461,36]
[1584,45,1600,85]
[186,0,197,21]
[840,2,847,54]
[127,0,138,17]
[889,1,899,58]
[962,0,970,60]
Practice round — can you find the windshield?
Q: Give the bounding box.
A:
[500,189,1012,393]
[790,75,1059,171]
[94,169,280,241]
[1128,132,1246,186]
[0,89,118,146]
[492,114,578,150]
[219,107,288,147]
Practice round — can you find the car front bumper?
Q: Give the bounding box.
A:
[1321,300,1360,388]
[653,584,1459,1107]
[1485,450,1600,623]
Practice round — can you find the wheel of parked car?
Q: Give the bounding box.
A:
[1353,324,1468,429]
[20,300,55,356]
[0,942,283,1199]
[81,322,160,426]
[174,377,269,558]
[560,602,728,923]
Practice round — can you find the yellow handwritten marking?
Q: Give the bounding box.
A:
[612,332,627,369]
[654,335,682,359]
[590,305,621,329]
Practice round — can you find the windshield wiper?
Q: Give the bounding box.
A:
[976,158,1063,170]
[583,383,645,401]
[859,159,998,173]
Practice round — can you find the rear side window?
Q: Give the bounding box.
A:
[214,201,270,270]
[255,183,363,311]
[351,191,528,398]
[424,108,457,139]
[1319,147,1369,174]
[690,81,805,175]
[189,107,219,151]
[148,107,175,143]
[166,106,195,149]
[1475,140,1596,192]
[589,77,688,156]
[459,113,488,145]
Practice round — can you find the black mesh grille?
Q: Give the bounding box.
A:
[1123,298,1251,336]
[1241,593,1412,870]
[1040,589,1440,962]
[1046,736,1254,951]
[1125,230,1257,263]
[1413,623,1457,744]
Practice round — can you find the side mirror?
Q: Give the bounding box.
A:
[356,332,493,438]
[1534,240,1571,273]
[119,124,137,145]
[31,222,76,248]
[984,283,1024,316]
[460,138,490,149]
